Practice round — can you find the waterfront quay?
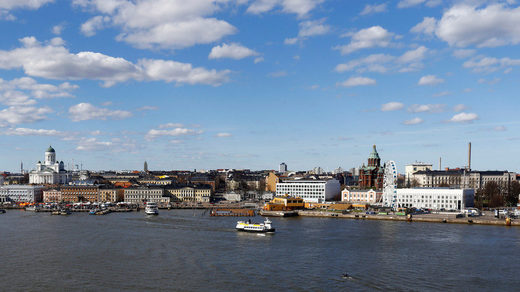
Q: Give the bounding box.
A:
[288,210,520,226]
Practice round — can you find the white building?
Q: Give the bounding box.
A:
[341,189,382,204]
[279,162,288,173]
[405,162,432,184]
[29,146,70,184]
[124,187,169,206]
[276,179,340,203]
[0,185,44,202]
[410,170,516,191]
[396,188,474,211]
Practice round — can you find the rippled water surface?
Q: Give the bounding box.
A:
[1,209,520,291]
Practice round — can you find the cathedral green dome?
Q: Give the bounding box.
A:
[46,146,55,153]
[368,145,380,159]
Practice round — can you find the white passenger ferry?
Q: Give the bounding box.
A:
[236,218,275,233]
[145,202,159,215]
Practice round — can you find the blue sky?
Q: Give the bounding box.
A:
[0,0,519,173]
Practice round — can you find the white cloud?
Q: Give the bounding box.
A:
[433,91,451,97]
[335,46,427,74]
[75,137,113,151]
[339,77,376,87]
[0,106,52,124]
[335,26,395,55]
[449,112,478,123]
[494,125,507,131]
[52,24,64,35]
[0,127,63,136]
[81,15,109,37]
[69,103,132,121]
[216,132,232,137]
[246,0,324,17]
[360,3,387,15]
[410,17,437,35]
[408,104,445,113]
[414,3,520,48]
[146,127,203,140]
[418,75,444,85]
[381,102,404,111]
[74,0,237,50]
[284,37,298,45]
[398,0,441,9]
[403,117,424,125]
[159,123,184,129]
[0,0,53,20]
[0,37,230,87]
[209,43,259,60]
[453,104,467,112]
[0,77,77,106]
[254,57,264,63]
[463,55,520,73]
[284,18,330,45]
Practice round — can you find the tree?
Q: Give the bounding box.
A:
[410,178,420,188]
[483,181,503,208]
[506,181,520,207]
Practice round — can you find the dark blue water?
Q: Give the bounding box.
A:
[1,209,519,291]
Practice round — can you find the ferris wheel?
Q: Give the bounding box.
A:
[382,160,398,210]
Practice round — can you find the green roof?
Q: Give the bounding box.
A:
[368,145,380,159]
[46,145,55,153]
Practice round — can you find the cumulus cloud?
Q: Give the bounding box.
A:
[463,55,520,73]
[52,24,64,35]
[408,104,445,113]
[145,127,203,140]
[69,103,132,121]
[0,127,63,136]
[412,3,520,48]
[137,105,158,111]
[360,3,387,15]
[335,46,427,74]
[338,77,376,87]
[398,0,442,9]
[335,26,395,55]
[381,102,404,112]
[209,43,259,60]
[0,37,230,87]
[452,49,476,59]
[0,77,77,106]
[284,18,330,45]
[453,104,467,112]
[74,0,237,50]
[449,112,478,123]
[403,117,424,125]
[247,0,324,17]
[158,123,184,129]
[269,71,287,78]
[0,0,53,20]
[0,106,52,124]
[418,75,444,85]
[75,137,113,151]
[216,132,232,137]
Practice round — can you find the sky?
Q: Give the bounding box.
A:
[0,0,519,173]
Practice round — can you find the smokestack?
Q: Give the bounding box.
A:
[439,157,442,171]
[468,142,472,171]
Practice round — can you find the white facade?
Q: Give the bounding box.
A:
[276,179,340,203]
[0,185,44,202]
[411,170,516,190]
[396,188,474,211]
[341,189,382,204]
[29,146,70,185]
[124,188,169,205]
[405,162,433,183]
[279,162,287,173]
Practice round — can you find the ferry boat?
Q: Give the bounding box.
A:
[145,202,159,215]
[25,205,39,212]
[236,218,275,233]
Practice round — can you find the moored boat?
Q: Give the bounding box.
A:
[0,209,6,214]
[236,218,275,233]
[145,202,159,215]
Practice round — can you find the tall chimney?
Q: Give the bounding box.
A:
[439,157,442,170]
[468,142,472,171]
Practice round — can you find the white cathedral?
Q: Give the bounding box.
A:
[29,146,71,184]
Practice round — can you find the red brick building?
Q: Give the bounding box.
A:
[358,145,384,190]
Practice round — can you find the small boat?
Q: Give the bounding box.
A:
[145,202,159,215]
[236,218,275,233]
[51,210,60,215]
[89,208,100,215]
[25,205,39,212]
[0,209,6,214]
[59,209,72,215]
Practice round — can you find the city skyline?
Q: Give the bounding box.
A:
[0,1,519,172]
